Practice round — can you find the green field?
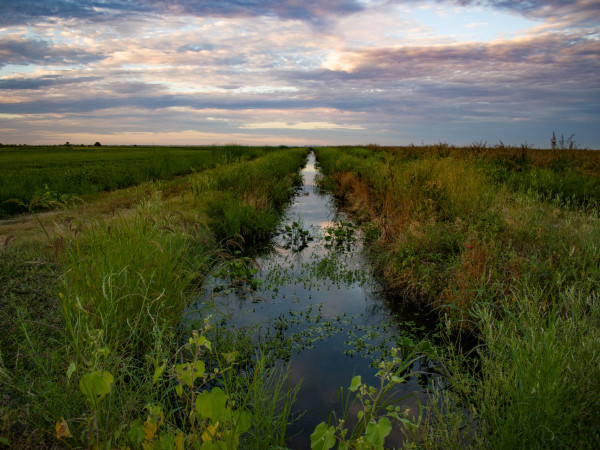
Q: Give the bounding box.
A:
[1,143,599,448]
[0,146,308,448]
[0,145,282,218]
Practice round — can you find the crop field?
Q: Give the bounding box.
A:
[0,145,281,218]
[1,143,599,449]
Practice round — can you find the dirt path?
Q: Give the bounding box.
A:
[0,185,148,247]
[1,174,199,248]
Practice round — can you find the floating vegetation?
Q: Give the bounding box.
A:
[280,220,313,253]
[192,152,434,446]
[324,220,358,251]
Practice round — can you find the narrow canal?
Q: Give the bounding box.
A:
[195,152,433,448]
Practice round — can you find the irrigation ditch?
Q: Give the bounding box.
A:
[4,145,598,447]
[189,152,438,447]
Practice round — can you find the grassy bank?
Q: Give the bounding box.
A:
[315,145,600,448]
[0,147,307,448]
[4,142,598,448]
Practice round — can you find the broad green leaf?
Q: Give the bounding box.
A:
[190,334,209,349]
[195,387,227,421]
[127,419,145,446]
[349,375,361,392]
[175,362,193,387]
[79,371,113,405]
[365,417,392,449]
[310,422,336,450]
[155,432,175,450]
[66,362,76,381]
[233,409,252,434]
[152,361,167,384]
[175,384,183,397]
[189,331,212,350]
[0,438,10,446]
[175,360,205,387]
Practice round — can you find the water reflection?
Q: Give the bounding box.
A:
[193,152,431,448]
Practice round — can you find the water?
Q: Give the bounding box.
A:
[192,153,433,448]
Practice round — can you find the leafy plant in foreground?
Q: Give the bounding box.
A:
[311,341,432,449]
[58,320,255,449]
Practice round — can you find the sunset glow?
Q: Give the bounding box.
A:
[0,0,598,147]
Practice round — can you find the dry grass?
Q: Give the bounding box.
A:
[0,172,207,249]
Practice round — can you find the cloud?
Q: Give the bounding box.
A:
[2,24,597,137]
[0,0,598,147]
[0,0,365,26]
[177,43,217,53]
[0,1,150,26]
[0,90,366,116]
[0,75,101,89]
[269,30,600,129]
[0,37,105,68]
[444,0,600,26]
[315,33,600,86]
[2,0,597,30]
[240,121,365,130]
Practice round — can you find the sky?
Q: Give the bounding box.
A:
[0,0,598,148]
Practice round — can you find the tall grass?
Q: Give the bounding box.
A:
[195,148,307,245]
[413,284,600,449]
[60,203,213,357]
[0,147,307,447]
[315,145,600,447]
[317,147,504,305]
[470,286,600,448]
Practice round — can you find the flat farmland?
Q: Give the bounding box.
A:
[0,145,275,217]
[1,143,599,449]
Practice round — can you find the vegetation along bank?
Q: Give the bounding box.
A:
[314,144,600,448]
[0,146,308,448]
[1,143,599,448]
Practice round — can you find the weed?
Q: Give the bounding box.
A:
[311,341,433,449]
[0,146,308,447]
[315,144,600,447]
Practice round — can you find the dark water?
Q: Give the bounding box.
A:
[193,153,433,448]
